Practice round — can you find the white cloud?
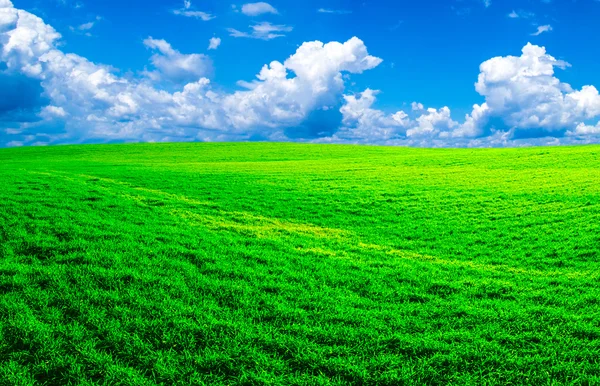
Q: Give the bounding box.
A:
[508,9,534,19]
[337,90,458,141]
[466,43,600,136]
[531,24,552,36]
[411,102,424,111]
[208,37,221,50]
[220,37,383,130]
[41,105,67,117]
[173,9,215,20]
[317,8,351,15]
[173,1,214,21]
[68,16,101,36]
[77,21,94,30]
[241,2,278,16]
[143,37,213,84]
[483,0,491,7]
[408,107,458,137]
[336,89,409,141]
[568,122,600,136]
[228,22,292,40]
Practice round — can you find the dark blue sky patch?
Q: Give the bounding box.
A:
[284,107,343,140]
[0,73,48,121]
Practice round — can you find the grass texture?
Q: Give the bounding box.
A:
[1,142,600,385]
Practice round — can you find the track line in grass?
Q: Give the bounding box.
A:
[25,170,600,282]
[28,170,350,241]
[356,243,600,281]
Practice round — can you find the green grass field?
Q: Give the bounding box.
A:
[1,143,600,385]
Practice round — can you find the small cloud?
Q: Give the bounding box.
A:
[173,0,215,20]
[173,10,215,20]
[69,16,101,36]
[228,22,292,40]
[208,37,221,50]
[483,0,491,7]
[531,24,552,36]
[411,102,424,111]
[389,20,403,31]
[77,21,94,30]
[241,2,278,16]
[317,8,351,15]
[508,10,535,19]
[451,6,471,16]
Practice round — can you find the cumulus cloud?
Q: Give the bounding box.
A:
[568,122,600,136]
[143,37,213,84]
[411,102,424,111]
[336,89,409,141]
[228,22,292,40]
[241,2,278,16]
[336,89,458,142]
[208,37,221,50]
[467,43,600,137]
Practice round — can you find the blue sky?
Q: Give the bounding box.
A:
[1,0,600,147]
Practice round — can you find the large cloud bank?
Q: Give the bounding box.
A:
[1,1,599,147]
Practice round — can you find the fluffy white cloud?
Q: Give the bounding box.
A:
[208,37,221,50]
[336,89,408,141]
[337,89,458,141]
[451,103,490,138]
[408,107,457,138]
[568,122,600,136]
[241,2,278,16]
[411,102,424,111]
[143,37,213,83]
[467,43,600,136]
[228,22,292,40]
[221,37,383,130]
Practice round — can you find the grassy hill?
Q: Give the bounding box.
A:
[1,142,600,385]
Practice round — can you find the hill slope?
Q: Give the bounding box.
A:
[1,143,600,385]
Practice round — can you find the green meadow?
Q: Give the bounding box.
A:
[1,142,600,385]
